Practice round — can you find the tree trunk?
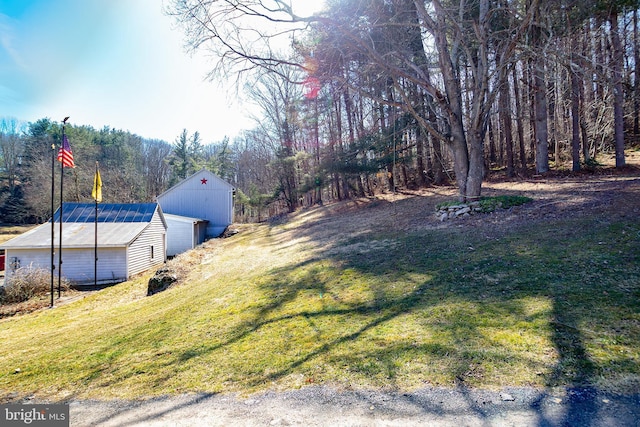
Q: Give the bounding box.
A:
[634,9,640,135]
[527,58,537,164]
[570,65,581,171]
[281,120,297,213]
[512,63,527,171]
[548,69,559,166]
[449,124,471,201]
[499,58,515,177]
[466,131,485,201]
[430,0,488,201]
[415,124,427,186]
[431,138,446,185]
[533,40,550,173]
[610,10,626,168]
[581,23,593,163]
[488,113,497,165]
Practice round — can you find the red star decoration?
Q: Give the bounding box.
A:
[303,76,321,99]
[201,178,208,185]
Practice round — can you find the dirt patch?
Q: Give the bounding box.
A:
[325,173,640,234]
[0,290,87,319]
[259,164,640,268]
[475,175,640,226]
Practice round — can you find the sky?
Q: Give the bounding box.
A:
[0,0,323,144]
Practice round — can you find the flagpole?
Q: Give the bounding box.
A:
[94,161,99,289]
[58,117,69,298]
[50,142,55,308]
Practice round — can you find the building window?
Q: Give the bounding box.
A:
[9,257,20,272]
[150,245,155,259]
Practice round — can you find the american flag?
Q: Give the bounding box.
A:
[57,134,75,168]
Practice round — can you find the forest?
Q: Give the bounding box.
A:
[1,0,640,224]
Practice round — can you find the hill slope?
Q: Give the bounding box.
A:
[1,175,639,401]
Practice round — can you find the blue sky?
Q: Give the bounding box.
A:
[0,0,319,143]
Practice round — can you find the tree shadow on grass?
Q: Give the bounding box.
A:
[251,191,639,424]
[175,257,435,364]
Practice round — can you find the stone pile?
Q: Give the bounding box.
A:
[436,201,482,221]
[147,266,179,296]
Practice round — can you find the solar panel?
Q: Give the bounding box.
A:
[52,203,157,223]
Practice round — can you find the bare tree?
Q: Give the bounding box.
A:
[609,5,626,168]
[0,118,25,196]
[316,0,539,200]
[142,139,173,198]
[247,68,305,211]
[167,0,312,83]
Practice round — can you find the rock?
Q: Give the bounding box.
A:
[500,392,515,401]
[147,267,179,296]
[455,206,472,216]
[222,228,240,238]
[435,202,482,221]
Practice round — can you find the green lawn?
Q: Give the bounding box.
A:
[0,190,639,401]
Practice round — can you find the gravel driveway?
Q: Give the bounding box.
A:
[69,385,640,426]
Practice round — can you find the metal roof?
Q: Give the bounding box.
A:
[164,213,208,224]
[2,203,164,250]
[53,203,157,223]
[1,222,149,249]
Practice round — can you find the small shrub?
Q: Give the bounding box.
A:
[583,157,603,170]
[478,195,533,213]
[1,266,69,304]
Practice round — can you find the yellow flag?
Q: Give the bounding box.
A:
[92,169,102,202]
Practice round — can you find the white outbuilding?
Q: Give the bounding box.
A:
[164,213,208,257]
[157,169,234,238]
[0,203,167,285]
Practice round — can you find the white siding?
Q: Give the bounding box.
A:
[97,248,127,283]
[3,249,50,282]
[4,247,127,284]
[60,247,127,283]
[127,211,166,277]
[166,217,194,257]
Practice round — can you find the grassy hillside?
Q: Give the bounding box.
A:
[1,177,639,401]
[0,225,35,244]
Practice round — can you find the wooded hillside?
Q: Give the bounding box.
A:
[0,122,234,223]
